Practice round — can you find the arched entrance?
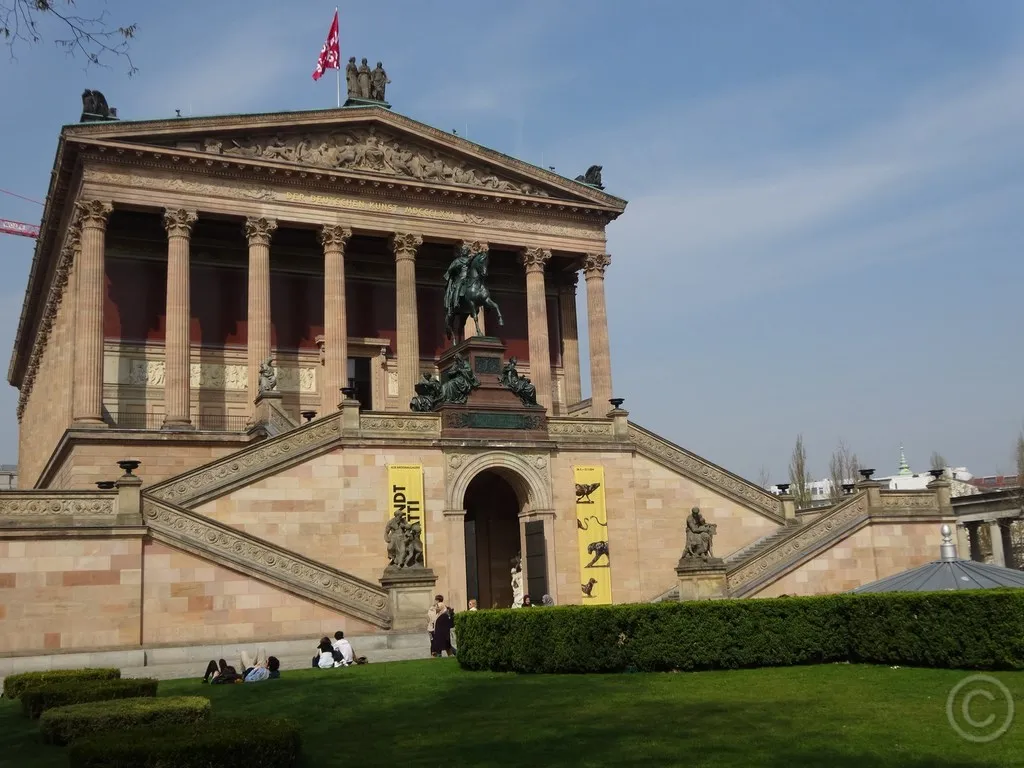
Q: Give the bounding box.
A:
[464,470,522,609]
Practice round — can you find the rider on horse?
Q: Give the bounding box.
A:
[443,245,503,342]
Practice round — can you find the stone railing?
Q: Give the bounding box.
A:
[143,498,391,628]
[877,490,940,511]
[359,413,441,438]
[547,417,617,440]
[0,491,119,527]
[727,493,869,597]
[628,423,785,521]
[147,411,342,507]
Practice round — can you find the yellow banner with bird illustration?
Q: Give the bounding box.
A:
[387,464,427,566]
[574,465,612,604]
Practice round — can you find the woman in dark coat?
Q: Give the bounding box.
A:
[430,606,455,657]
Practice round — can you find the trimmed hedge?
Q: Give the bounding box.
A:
[40,695,212,745]
[68,717,302,768]
[455,590,1024,673]
[21,678,158,719]
[2,668,120,699]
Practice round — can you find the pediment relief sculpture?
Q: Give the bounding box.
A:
[186,128,550,197]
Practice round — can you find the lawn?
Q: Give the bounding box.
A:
[1,660,1021,767]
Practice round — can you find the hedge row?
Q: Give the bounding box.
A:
[455,591,1024,673]
[2,668,120,699]
[69,717,302,768]
[40,696,212,745]
[21,678,158,719]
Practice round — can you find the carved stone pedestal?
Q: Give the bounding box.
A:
[248,390,295,435]
[380,566,437,631]
[675,557,728,601]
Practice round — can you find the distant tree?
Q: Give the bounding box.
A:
[930,451,947,471]
[789,434,812,509]
[1015,432,1024,506]
[1,1,137,74]
[757,465,771,490]
[828,440,860,503]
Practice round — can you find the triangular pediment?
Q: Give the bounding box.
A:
[64,107,625,209]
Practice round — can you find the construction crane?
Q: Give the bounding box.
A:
[0,219,39,239]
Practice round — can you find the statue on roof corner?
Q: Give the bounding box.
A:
[345,57,359,98]
[443,245,504,342]
[574,165,604,189]
[370,62,390,102]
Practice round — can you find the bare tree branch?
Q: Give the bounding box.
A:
[930,451,947,471]
[789,434,812,509]
[828,440,860,503]
[1,0,137,75]
[756,465,771,490]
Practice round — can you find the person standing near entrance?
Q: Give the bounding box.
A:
[427,594,446,655]
[431,601,456,657]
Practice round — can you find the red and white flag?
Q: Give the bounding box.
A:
[312,11,340,81]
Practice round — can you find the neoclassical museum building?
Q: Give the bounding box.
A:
[0,93,955,668]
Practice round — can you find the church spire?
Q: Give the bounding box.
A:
[898,444,912,476]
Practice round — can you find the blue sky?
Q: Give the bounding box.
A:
[1,0,1022,483]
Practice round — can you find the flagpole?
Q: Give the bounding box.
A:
[335,7,341,108]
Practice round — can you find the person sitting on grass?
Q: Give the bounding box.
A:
[241,650,280,682]
[332,631,355,666]
[313,636,341,669]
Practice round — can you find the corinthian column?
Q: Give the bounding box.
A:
[519,247,553,412]
[321,225,352,411]
[558,271,582,408]
[72,200,113,427]
[245,217,277,414]
[459,240,488,338]
[391,232,423,410]
[583,252,613,415]
[162,209,198,428]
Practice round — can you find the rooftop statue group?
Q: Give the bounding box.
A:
[346,58,390,102]
[384,511,425,570]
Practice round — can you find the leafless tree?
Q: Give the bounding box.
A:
[828,440,860,503]
[756,465,771,490]
[789,434,812,509]
[930,451,947,471]
[1,1,137,74]
[1014,432,1024,509]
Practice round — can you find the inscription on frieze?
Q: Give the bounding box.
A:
[473,356,502,374]
[443,410,545,431]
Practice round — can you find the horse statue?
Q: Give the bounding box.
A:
[443,246,503,342]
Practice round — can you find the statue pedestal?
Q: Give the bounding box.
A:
[343,96,392,110]
[248,390,296,435]
[675,557,728,601]
[380,567,437,631]
[437,336,547,439]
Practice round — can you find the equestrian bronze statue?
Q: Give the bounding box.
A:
[443,245,503,342]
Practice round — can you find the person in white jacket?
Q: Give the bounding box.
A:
[332,631,355,666]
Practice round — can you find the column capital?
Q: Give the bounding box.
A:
[391,232,423,261]
[519,247,552,273]
[162,208,198,238]
[244,216,278,245]
[75,200,113,228]
[582,252,611,277]
[459,239,488,254]
[320,224,352,250]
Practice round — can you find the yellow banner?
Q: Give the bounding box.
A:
[574,465,612,604]
[387,464,427,566]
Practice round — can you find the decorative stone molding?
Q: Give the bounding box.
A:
[519,247,552,273]
[162,208,198,237]
[444,450,552,513]
[879,492,938,509]
[547,418,616,438]
[629,424,784,520]
[244,216,277,245]
[117,359,315,392]
[147,412,341,505]
[203,127,551,197]
[16,222,80,420]
[0,493,116,520]
[727,495,869,594]
[143,498,390,627]
[319,224,352,250]
[459,239,488,254]
[75,199,113,227]
[360,414,440,437]
[582,252,611,277]
[390,232,423,261]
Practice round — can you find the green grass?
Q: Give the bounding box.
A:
[1,660,1022,767]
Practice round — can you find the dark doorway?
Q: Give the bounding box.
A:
[464,471,521,609]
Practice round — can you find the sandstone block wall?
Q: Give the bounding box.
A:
[0,536,142,654]
[753,521,939,597]
[142,541,370,645]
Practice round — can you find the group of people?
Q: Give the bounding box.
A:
[312,631,366,668]
[202,650,280,684]
[427,594,457,657]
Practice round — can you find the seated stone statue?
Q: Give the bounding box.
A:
[498,357,538,407]
[683,507,717,560]
[410,373,443,412]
